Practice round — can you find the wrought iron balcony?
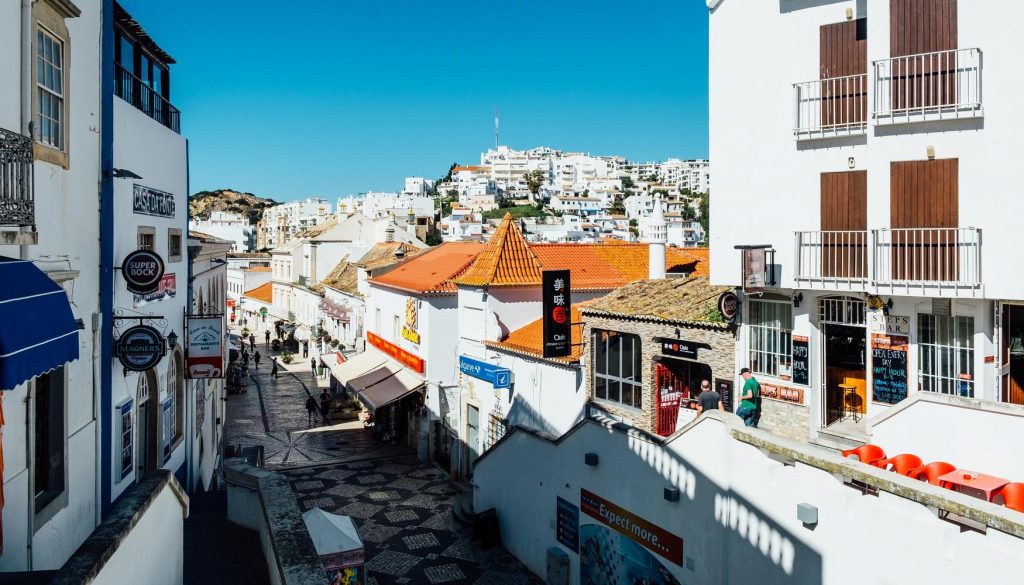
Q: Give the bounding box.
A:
[793,73,868,140]
[115,64,181,133]
[0,127,35,227]
[794,230,869,287]
[873,48,982,124]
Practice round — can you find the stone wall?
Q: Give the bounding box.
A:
[757,399,809,442]
[582,313,737,435]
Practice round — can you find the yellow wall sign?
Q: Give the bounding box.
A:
[402,298,420,344]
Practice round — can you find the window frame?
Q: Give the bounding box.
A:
[168,228,182,262]
[35,25,66,151]
[918,313,975,398]
[591,329,643,410]
[138,226,156,251]
[747,299,794,379]
[33,365,69,526]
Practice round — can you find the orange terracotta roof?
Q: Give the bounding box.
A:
[667,247,709,276]
[369,242,485,295]
[242,282,273,303]
[246,266,272,272]
[454,213,542,287]
[484,305,584,363]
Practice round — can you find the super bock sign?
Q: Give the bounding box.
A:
[115,325,166,371]
[122,250,165,295]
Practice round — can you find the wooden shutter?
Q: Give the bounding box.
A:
[820,19,867,128]
[821,171,867,278]
[889,0,958,111]
[889,159,958,281]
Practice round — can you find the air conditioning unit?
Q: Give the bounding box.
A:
[547,547,570,585]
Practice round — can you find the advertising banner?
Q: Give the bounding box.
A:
[542,270,572,358]
[187,316,224,379]
[133,273,176,307]
[580,488,683,566]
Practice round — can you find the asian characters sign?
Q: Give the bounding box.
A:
[187,316,224,379]
[542,270,571,358]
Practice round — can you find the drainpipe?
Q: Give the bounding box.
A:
[20,0,32,260]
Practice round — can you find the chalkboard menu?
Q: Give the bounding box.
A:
[871,334,908,404]
[792,335,809,386]
[556,496,579,553]
[715,378,734,412]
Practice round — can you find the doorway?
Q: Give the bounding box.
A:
[654,359,713,436]
[137,369,159,475]
[464,404,480,478]
[1002,304,1024,405]
[818,297,867,429]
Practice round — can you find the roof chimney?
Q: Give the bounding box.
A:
[646,195,667,280]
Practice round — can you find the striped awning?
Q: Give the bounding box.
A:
[0,257,79,390]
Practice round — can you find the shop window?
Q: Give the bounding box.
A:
[34,366,66,515]
[592,329,643,409]
[748,299,792,378]
[919,314,974,397]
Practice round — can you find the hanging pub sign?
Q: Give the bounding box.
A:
[542,269,572,358]
[655,337,699,360]
[133,184,176,218]
[122,249,165,295]
[718,291,738,323]
[114,324,166,371]
[742,248,766,294]
[186,315,224,379]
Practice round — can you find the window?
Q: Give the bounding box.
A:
[163,355,184,462]
[487,413,509,450]
[592,329,643,409]
[748,300,793,378]
[393,314,401,339]
[375,308,382,333]
[138,226,155,251]
[168,228,182,262]
[36,27,65,150]
[34,366,66,514]
[919,314,975,397]
[119,401,133,480]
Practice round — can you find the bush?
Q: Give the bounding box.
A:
[330,339,340,349]
[241,326,250,336]
[281,351,294,364]
[271,339,281,351]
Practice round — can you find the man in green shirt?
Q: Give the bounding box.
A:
[737,367,760,427]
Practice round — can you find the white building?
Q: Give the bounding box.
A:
[550,194,603,216]
[403,176,434,196]
[357,191,435,220]
[227,265,272,318]
[256,197,332,249]
[709,0,1024,446]
[189,210,254,252]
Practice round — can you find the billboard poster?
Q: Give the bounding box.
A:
[542,270,572,358]
[187,316,224,379]
[133,273,176,307]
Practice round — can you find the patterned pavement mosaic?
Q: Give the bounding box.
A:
[284,456,542,585]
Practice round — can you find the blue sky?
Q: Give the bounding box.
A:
[120,1,709,202]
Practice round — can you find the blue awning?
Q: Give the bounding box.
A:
[0,257,79,390]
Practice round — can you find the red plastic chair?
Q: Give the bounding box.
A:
[908,462,956,488]
[878,454,924,476]
[995,483,1024,512]
[841,445,887,467]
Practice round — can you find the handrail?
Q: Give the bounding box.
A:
[0,126,35,227]
[793,73,868,139]
[115,63,181,133]
[873,47,982,122]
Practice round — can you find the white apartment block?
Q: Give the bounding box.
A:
[550,194,603,216]
[255,196,332,249]
[189,210,254,252]
[480,145,559,193]
[356,191,435,220]
[403,176,434,196]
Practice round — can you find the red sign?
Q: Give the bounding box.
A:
[367,331,424,373]
[759,382,804,404]
[580,489,683,566]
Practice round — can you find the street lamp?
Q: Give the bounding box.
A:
[167,331,178,352]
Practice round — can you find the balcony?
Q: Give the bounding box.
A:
[795,227,982,294]
[793,74,868,140]
[115,64,181,133]
[873,48,982,125]
[0,126,35,228]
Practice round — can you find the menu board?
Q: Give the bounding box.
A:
[556,496,579,553]
[871,334,908,404]
[715,378,734,412]
[792,335,809,386]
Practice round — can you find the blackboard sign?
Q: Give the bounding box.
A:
[871,334,908,404]
[556,496,579,553]
[792,335,809,386]
[715,378,734,412]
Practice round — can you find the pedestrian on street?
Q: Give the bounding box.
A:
[241,350,249,366]
[696,380,723,414]
[265,329,271,346]
[305,395,319,426]
[270,357,279,379]
[736,368,760,427]
[311,357,317,377]
[249,333,256,351]
[302,341,309,358]
[319,389,331,425]
[254,351,261,370]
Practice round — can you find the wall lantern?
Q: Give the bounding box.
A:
[797,503,818,527]
[167,330,178,352]
[792,292,804,308]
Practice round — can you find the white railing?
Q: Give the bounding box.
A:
[794,230,869,285]
[793,74,868,140]
[873,227,981,289]
[874,48,982,124]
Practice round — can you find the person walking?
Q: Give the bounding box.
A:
[696,380,723,414]
[305,395,319,426]
[249,333,256,351]
[265,329,271,346]
[270,357,279,379]
[736,368,760,427]
[319,389,332,426]
[241,350,249,366]
[310,357,317,378]
[253,350,262,370]
[302,341,309,358]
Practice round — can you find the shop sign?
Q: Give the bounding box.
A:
[260,307,268,316]
[115,325,165,372]
[791,335,809,386]
[133,273,176,307]
[655,337,698,360]
[402,297,421,344]
[367,331,424,373]
[871,333,908,404]
[742,248,766,294]
[459,355,511,389]
[133,184,176,218]
[542,270,572,358]
[715,378,734,412]
[122,249,165,294]
[187,316,224,379]
[759,382,804,405]
[556,496,579,553]
[580,488,683,566]
[870,313,910,335]
[718,291,738,323]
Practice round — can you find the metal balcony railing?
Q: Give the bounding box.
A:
[873,227,981,289]
[115,64,181,133]
[793,73,868,140]
[794,230,869,285]
[0,127,35,227]
[873,48,982,124]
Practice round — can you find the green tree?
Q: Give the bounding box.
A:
[611,193,626,215]
[620,175,636,189]
[524,169,546,196]
[698,193,710,243]
[425,232,443,246]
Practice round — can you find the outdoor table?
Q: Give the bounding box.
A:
[839,384,859,422]
[938,469,1009,502]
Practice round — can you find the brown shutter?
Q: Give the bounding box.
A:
[821,171,867,278]
[820,19,867,128]
[890,0,957,57]
[889,159,959,281]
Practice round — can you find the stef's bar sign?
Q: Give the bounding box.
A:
[580,489,683,565]
[133,184,176,218]
[542,270,571,358]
